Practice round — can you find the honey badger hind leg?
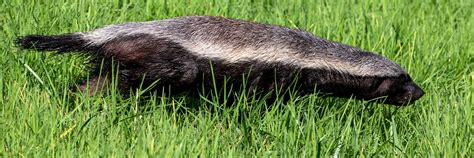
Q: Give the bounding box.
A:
[99,34,199,95]
[15,34,113,96]
[73,74,110,96]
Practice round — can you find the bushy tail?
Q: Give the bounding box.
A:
[16,34,90,53]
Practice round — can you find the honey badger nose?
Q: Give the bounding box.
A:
[409,82,425,101]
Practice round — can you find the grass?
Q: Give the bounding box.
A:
[1,0,473,157]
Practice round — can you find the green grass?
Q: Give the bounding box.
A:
[1,0,473,157]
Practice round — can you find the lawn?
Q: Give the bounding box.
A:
[0,0,472,157]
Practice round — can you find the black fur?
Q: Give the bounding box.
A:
[15,16,425,105]
[16,34,88,53]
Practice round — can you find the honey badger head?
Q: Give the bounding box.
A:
[371,74,425,105]
[300,48,425,105]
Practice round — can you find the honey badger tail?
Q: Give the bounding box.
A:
[15,34,89,53]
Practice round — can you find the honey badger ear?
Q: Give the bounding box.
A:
[374,78,395,96]
[359,77,395,100]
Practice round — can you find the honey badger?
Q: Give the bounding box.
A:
[16,16,424,105]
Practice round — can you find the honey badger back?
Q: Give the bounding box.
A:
[16,16,424,105]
